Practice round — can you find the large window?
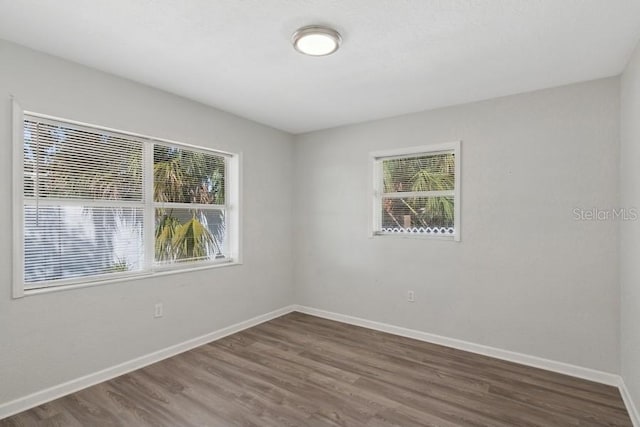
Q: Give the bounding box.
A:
[371,142,460,240]
[13,106,240,296]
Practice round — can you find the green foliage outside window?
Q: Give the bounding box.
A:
[382,153,455,229]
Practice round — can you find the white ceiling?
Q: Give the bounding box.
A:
[1,1,640,134]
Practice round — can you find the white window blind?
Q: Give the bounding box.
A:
[371,142,461,240]
[17,111,238,294]
[23,117,145,288]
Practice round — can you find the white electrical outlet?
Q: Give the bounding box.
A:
[407,290,415,302]
[154,303,163,318]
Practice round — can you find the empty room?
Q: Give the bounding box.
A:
[1,1,640,426]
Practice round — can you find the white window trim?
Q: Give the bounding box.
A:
[369,141,461,241]
[12,100,243,298]
[12,99,24,298]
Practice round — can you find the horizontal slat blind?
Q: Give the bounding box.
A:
[153,144,225,204]
[377,151,456,234]
[20,114,233,290]
[382,153,454,194]
[23,116,146,288]
[24,119,143,201]
[153,144,228,264]
[24,206,144,287]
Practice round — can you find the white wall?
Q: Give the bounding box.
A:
[621,38,640,412]
[0,40,295,404]
[294,78,621,373]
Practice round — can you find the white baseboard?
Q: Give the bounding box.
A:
[619,378,640,427]
[3,303,637,425]
[0,305,297,421]
[292,305,640,425]
[295,305,640,423]
[293,305,621,387]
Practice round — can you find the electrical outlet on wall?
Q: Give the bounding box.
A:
[407,290,415,302]
[154,303,163,318]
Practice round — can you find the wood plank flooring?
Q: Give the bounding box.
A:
[1,312,632,426]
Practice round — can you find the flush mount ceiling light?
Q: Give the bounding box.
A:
[292,25,342,56]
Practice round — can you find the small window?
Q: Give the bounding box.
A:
[371,142,460,240]
[13,105,240,296]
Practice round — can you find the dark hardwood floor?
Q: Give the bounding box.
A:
[1,312,632,426]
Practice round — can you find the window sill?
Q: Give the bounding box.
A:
[18,260,242,298]
[371,232,460,241]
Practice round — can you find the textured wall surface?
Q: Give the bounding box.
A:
[621,37,640,414]
[0,40,295,404]
[294,78,621,373]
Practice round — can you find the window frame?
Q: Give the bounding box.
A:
[369,141,461,241]
[12,101,242,298]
